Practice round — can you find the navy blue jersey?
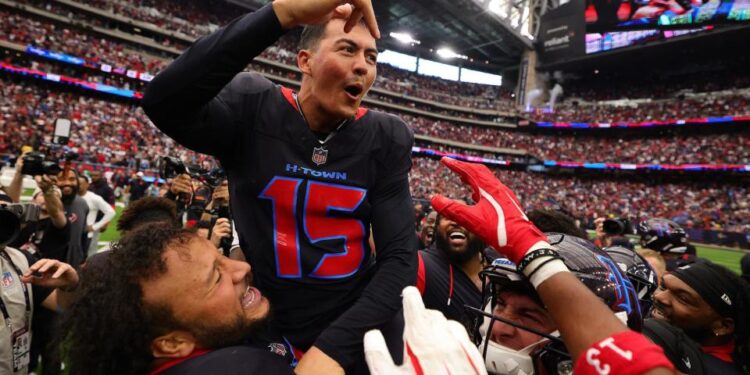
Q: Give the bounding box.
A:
[157,346,293,375]
[416,246,482,327]
[142,4,418,368]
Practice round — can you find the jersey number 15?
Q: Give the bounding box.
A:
[260,177,367,279]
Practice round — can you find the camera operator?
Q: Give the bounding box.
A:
[11,177,70,262]
[200,179,235,256]
[595,216,635,250]
[162,173,194,223]
[0,193,79,374]
[55,169,89,269]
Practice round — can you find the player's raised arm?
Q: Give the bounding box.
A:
[432,157,675,375]
[142,0,379,157]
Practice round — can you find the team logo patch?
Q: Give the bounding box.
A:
[268,342,288,357]
[312,147,328,166]
[2,272,14,288]
[68,213,78,223]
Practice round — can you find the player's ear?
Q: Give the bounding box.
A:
[151,330,197,359]
[298,49,313,76]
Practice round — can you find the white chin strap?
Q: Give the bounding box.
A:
[481,337,540,375]
[479,305,554,375]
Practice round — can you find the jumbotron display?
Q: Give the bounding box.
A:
[586,0,750,31]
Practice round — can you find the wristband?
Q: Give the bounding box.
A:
[574,330,674,375]
[517,248,560,273]
[518,247,570,288]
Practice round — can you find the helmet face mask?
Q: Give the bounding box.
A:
[468,233,644,374]
[603,246,658,316]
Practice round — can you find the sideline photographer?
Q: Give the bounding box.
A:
[158,156,234,254]
[594,216,634,250]
[0,193,79,374]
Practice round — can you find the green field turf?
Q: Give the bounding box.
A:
[696,245,745,274]
[98,206,123,243]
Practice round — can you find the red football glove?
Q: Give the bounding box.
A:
[431,157,549,264]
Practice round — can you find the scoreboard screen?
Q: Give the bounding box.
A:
[586,0,750,32]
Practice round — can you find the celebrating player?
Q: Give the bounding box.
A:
[142,0,416,373]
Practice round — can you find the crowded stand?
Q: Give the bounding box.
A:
[528,94,750,124]
[0,1,749,374]
[410,157,750,235]
[1,1,514,112]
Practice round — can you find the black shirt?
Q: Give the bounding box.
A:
[417,246,482,327]
[142,5,417,367]
[12,218,71,262]
[159,346,293,375]
[90,179,115,205]
[129,179,149,202]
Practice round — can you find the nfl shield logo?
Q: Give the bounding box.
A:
[2,272,13,288]
[312,147,328,166]
[268,343,288,357]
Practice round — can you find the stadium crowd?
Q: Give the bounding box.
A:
[528,94,750,124]
[1,2,512,111]
[0,1,749,374]
[410,157,750,234]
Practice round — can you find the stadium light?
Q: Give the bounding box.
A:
[389,32,420,45]
[436,48,468,60]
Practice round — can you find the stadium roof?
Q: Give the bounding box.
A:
[373,0,531,73]
[234,0,531,73]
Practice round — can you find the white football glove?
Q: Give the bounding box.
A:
[364,286,487,375]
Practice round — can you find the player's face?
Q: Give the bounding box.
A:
[435,215,484,263]
[651,274,723,341]
[90,170,102,182]
[490,290,556,351]
[141,237,270,347]
[307,19,377,119]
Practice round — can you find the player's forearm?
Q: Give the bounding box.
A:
[142,4,284,130]
[536,271,629,359]
[314,245,416,368]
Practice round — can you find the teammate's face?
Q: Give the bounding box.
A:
[435,215,484,264]
[90,170,102,182]
[651,274,724,342]
[141,237,270,347]
[419,211,438,246]
[303,19,377,119]
[490,290,556,351]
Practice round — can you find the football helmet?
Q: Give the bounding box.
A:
[637,218,688,255]
[467,233,643,375]
[603,245,658,316]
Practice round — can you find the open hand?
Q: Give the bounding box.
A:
[22,258,79,291]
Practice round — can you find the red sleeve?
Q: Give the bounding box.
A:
[416,252,426,295]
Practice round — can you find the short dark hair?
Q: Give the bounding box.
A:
[299,23,328,50]
[60,225,196,374]
[117,197,179,233]
[298,18,370,51]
